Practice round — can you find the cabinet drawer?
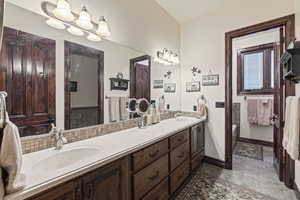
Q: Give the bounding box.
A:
[134,154,169,200]
[170,142,189,172]
[132,139,168,172]
[191,150,204,171]
[142,178,169,200]
[170,159,189,194]
[170,129,189,150]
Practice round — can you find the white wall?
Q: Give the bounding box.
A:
[4,3,180,126]
[5,0,180,57]
[180,1,294,161]
[232,29,279,143]
[151,63,181,111]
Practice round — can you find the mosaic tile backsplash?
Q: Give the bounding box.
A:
[21,111,199,154]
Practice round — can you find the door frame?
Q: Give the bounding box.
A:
[64,41,104,130]
[129,55,151,100]
[224,15,295,187]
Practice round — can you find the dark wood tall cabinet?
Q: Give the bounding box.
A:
[0,27,55,136]
[190,122,205,170]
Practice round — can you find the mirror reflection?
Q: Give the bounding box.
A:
[0,2,181,137]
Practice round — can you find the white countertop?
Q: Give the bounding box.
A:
[5,116,205,200]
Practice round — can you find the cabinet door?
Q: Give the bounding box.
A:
[29,180,81,200]
[190,123,205,158]
[82,157,130,200]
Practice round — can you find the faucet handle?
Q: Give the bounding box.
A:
[58,128,67,144]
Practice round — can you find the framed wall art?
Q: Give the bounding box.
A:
[186,81,201,92]
[164,83,176,93]
[153,80,163,89]
[202,74,219,86]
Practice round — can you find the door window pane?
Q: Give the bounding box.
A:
[270,50,275,88]
[243,52,264,90]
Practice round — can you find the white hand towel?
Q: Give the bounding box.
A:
[109,96,120,122]
[119,96,129,121]
[247,99,258,125]
[257,99,273,126]
[283,96,293,149]
[0,113,26,194]
[283,97,300,160]
[198,104,207,118]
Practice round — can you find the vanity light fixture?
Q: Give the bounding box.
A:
[46,18,66,29]
[87,33,102,42]
[96,16,111,37]
[41,1,112,42]
[76,6,93,30]
[154,48,180,65]
[67,26,84,36]
[52,0,74,22]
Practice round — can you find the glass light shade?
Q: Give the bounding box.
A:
[53,0,74,22]
[96,16,111,37]
[87,33,102,42]
[76,7,93,30]
[46,18,65,29]
[67,26,84,36]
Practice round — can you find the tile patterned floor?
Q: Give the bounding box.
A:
[176,145,298,200]
[234,142,263,160]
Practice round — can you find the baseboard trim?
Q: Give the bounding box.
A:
[204,156,225,168]
[294,182,300,200]
[238,137,273,147]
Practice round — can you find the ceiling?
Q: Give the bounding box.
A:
[155,0,223,24]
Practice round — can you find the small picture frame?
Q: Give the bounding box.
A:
[202,74,219,86]
[186,81,201,92]
[153,80,163,89]
[164,83,176,93]
[70,81,78,92]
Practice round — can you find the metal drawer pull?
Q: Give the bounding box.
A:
[149,150,160,158]
[148,171,160,181]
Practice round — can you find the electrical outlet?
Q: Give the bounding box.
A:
[193,105,197,111]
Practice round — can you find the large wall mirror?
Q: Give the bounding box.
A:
[0,2,181,137]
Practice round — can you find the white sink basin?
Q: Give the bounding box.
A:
[32,147,102,172]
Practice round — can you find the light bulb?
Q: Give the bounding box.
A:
[67,26,84,36]
[46,18,65,29]
[76,6,93,30]
[96,16,111,37]
[87,33,102,42]
[53,0,74,22]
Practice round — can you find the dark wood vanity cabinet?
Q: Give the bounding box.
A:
[190,122,205,170]
[29,179,82,200]
[26,123,205,200]
[81,157,130,200]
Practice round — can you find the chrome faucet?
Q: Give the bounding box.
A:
[174,112,182,119]
[49,123,67,150]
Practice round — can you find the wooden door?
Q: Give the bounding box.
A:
[29,180,81,200]
[273,29,284,179]
[82,157,130,200]
[130,55,151,101]
[0,27,55,137]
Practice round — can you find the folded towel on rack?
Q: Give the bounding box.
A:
[0,113,26,196]
[257,99,273,126]
[198,103,207,117]
[247,99,258,124]
[109,96,120,122]
[119,96,129,121]
[282,96,300,160]
[0,95,6,129]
